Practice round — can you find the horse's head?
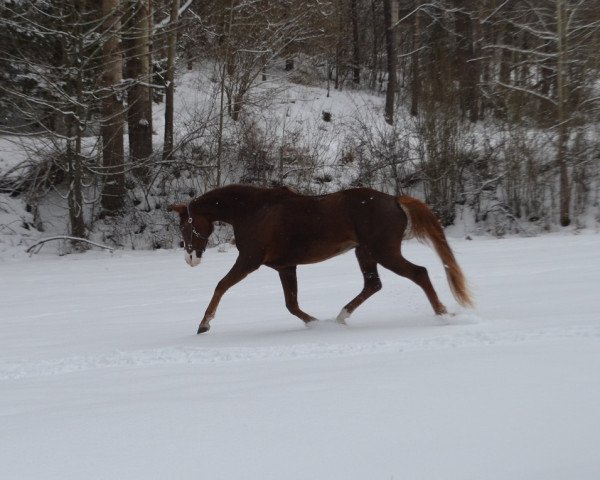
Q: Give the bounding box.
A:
[169,203,213,267]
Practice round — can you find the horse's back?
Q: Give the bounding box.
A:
[259,188,406,267]
[268,187,405,236]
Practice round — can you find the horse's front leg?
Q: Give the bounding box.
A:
[198,256,260,334]
[277,266,317,325]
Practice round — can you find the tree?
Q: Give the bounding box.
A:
[484,0,600,225]
[123,0,153,183]
[100,0,127,215]
[454,0,479,122]
[0,0,93,241]
[555,0,570,226]
[350,0,361,84]
[410,1,421,116]
[203,0,328,121]
[162,0,180,161]
[382,0,397,124]
[65,0,88,239]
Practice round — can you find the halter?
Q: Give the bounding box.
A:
[186,203,209,251]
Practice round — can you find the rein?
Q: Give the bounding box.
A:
[186,203,209,251]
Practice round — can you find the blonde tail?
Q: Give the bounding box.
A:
[397,196,474,308]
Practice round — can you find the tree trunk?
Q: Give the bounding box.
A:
[410,3,420,116]
[350,0,360,84]
[124,0,153,184]
[334,1,342,91]
[370,0,379,90]
[556,0,570,226]
[468,6,481,123]
[162,0,179,161]
[382,0,397,125]
[101,0,126,215]
[497,7,513,119]
[147,0,155,130]
[454,2,478,121]
[66,0,86,241]
[66,136,86,240]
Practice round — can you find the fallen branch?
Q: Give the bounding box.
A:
[26,236,115,256]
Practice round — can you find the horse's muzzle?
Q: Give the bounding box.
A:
[185,250,202,267]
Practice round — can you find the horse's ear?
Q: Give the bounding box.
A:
[168,203,187,216]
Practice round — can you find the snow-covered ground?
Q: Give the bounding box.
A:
[1,233,599,479]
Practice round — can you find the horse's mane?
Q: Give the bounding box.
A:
[189,184,298,221]
[193,184,295,205]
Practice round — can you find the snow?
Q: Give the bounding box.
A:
[1,233,599,479]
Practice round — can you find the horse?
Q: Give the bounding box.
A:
[169,184,473,334]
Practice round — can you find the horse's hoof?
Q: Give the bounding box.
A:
[336,308,350,325]
[197,325,210,334]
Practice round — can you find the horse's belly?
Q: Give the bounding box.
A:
[265,240,357,267]
[298,241,357,263]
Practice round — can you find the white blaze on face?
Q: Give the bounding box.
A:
[185,250,202,267]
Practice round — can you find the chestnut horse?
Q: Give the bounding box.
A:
[170,184,473,334]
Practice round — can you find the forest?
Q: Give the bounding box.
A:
[1,0,599,251]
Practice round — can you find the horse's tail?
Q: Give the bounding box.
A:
[397,196,474,309]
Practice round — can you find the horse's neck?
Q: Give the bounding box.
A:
[196,186,268,224]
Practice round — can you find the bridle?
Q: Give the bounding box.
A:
[185,203,209,252]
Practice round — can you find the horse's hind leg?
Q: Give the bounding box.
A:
[336,247,382,324]
[277,266,317,324]
[377,252,447,315]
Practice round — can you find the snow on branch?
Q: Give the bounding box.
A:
[26,237,115,256]
[154,0,193,32]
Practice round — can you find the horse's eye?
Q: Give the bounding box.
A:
[179,241,184,248]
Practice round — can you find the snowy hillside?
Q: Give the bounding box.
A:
[1,233,599,479]
[2,62,598,255]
